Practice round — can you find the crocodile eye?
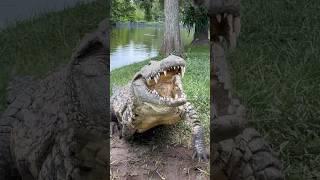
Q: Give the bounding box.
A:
[148,62,152,65]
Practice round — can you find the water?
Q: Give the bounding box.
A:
[111,23,193,70]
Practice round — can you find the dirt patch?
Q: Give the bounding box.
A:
[110,130,209,180]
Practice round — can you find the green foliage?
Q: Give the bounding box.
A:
[151,0,164,21]
[181,0,208,33]
[111,0,136,22]
[111,0,164,22]
[133,0,164,22]
[137,0,154,21]
[134,8,145,21]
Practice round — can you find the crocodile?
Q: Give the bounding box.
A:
[110,55,209,161]
[0,20,109,180]
[193,0,284,179]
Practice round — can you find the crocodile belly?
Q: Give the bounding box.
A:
[134,113,182,133]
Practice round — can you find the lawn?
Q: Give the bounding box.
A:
[228,0,320,178]
[0,0,107,111]
[110,45,210,146]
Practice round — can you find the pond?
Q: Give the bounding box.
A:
[110,23,193,70]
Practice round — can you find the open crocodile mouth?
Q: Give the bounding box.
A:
[145,65,186,101]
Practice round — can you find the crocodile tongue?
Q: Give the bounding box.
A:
[157,74,186,106]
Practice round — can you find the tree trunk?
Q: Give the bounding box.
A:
[160,0,183,56]
[192,22,209,45]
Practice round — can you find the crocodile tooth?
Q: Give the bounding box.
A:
[164,70,167,76]
[154,77,158,84]
[173,66,176,70]
[175,94,178,99]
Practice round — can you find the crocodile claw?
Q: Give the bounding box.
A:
[192,150,209,162]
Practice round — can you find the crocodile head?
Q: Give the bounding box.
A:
[132,55,187,107]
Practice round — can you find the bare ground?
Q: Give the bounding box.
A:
[110,128,210,180]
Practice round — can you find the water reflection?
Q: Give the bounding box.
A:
[111,23,193,70]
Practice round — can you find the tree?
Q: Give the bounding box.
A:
[111,0,136,22]
[182,1,209,45]
[160,0,183,56]
[151,0,165,21]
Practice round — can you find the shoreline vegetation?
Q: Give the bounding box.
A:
[112,21,163,26]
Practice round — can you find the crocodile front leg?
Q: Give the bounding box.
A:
[111,89,136,139]
[120,105,136,139]
[110,106,135,139]
[182,102,209,161]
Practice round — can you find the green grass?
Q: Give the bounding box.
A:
[111,45,210,146]
[228,0,320,178]
[0,0,107,111]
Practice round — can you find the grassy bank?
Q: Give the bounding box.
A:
[111,46,210,145]
[0,0,107,111]
[229,0,320,178]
